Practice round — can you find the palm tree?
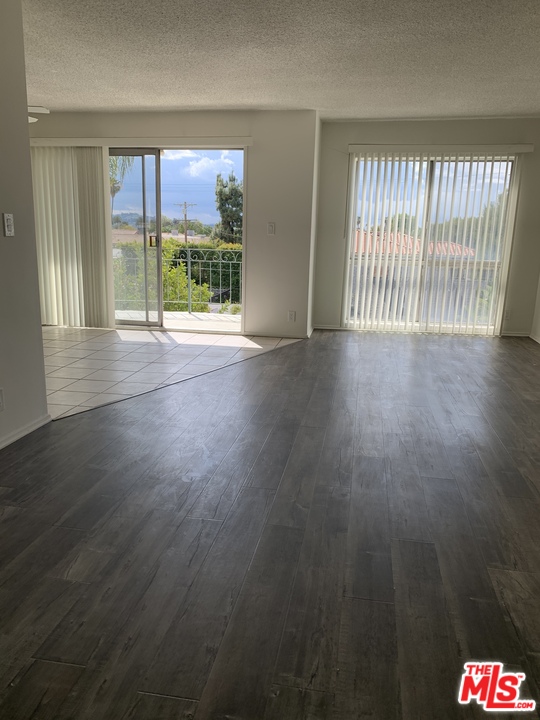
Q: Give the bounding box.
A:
[109,155,135,216]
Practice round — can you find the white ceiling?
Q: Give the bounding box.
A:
[22,0,540,119]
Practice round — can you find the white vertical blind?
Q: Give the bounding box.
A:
[31,147,109,328]
[76,148,110,328]
[343,150,518,335]
[32,147,84,327]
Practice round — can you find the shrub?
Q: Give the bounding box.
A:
[113,241,211,313]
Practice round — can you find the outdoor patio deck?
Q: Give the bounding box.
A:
[115,311,242,333]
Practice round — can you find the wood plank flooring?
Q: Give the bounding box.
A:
[1,330,540,718]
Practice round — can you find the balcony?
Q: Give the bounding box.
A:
[113,246,243,332]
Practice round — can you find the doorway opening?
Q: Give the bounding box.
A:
[110,148,244,332]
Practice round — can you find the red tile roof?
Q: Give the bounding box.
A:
[355,231,475,257]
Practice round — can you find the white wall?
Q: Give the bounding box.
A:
[314,119,540,335]
[0,0,49,449]
[31,110,320,338]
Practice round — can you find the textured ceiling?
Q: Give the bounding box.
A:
[22,0,540,119]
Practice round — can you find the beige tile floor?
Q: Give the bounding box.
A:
[43,326,300,419]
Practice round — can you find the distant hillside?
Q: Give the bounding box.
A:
[112,212,148,227]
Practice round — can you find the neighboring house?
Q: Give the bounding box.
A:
[112,228,140,244]
[355,231,476,258]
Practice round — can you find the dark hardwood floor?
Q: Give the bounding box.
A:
[0,330,540,719]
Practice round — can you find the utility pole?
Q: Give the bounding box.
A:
[174,201,197,243]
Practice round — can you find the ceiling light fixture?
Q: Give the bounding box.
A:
[28,106,50,123]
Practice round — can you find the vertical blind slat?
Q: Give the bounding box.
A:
[438,157,460,332]
[472,158,496,334]
[343,155,359,328]
[424,155,447,330]
[351,157,364,329]
[405,156,426,330]
[449,159,471,335]
[400,157,419,331]
[486,160,512,335]
[385,154,402,328]
[395,157,410,328]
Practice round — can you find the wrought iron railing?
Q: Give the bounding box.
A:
[113,246,243,315]
[165,247,243,314]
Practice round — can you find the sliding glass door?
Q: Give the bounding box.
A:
[110,149,162,326]
[343,151,518,335]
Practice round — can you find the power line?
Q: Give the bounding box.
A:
[174,201,197,243]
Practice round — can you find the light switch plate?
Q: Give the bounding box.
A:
[267,222,275,236]
[3,213,14,237]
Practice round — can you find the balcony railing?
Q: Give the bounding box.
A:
[164,247,242,313]
[113,245,242,315]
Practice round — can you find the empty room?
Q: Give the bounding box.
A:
[1,0,540,718]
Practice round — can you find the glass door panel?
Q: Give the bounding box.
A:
[110,149,162,326]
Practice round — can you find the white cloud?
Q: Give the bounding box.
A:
[114,205,142,214]
[187,151,235,179]
[163,149,200,161]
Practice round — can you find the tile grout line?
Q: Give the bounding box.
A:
[45,327,300,419]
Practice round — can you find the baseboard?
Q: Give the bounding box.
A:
[313,325,347,330]
[313,326,534,339]
[530,334,540,345]
[0,414,51,451]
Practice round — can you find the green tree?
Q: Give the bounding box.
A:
[428,189,509,259]
[358,214,420,236]
[161,239,212,311]
[170,241,242,303]
[161,215,173,233]
[109,156,135,215]
[214,172,243,243]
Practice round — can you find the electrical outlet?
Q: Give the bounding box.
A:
[3,213,14,237]
[504,309,511,321]
[287,310,296,322]
[0,389,4,413]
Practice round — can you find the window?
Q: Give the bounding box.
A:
[342,150,520,335]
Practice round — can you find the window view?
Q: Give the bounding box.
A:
[110,148,244,329]
[344,153,515,335]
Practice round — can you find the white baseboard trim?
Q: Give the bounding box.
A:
[313,327,534,339]
[529,334,540,345]
[0,414,51,451]
[313,325,347,331]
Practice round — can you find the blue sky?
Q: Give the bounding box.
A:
[357,160,512,227]
[113,149,244,225]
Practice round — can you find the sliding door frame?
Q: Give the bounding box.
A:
[341,144,532,336]
[110,148,163,327]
